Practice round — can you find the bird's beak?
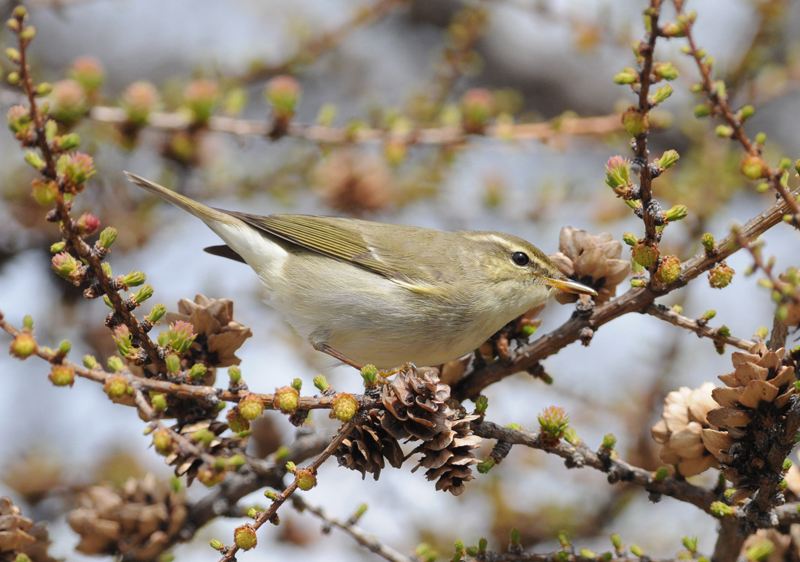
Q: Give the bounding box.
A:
[543,277,598,296]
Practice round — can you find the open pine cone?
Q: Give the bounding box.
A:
[0,497,57,562]
[701,343,797,501]
[549,227,630,305]
[336,411,404,480]
[380,366,454,441]
[411,414,482,496]
[338,366,483,495]
[165,294,252,370]
[67,474,187,561]
[651,382,719,477]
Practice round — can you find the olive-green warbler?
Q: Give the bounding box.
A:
[125,173,596,369]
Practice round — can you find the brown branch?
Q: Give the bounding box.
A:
[239,0,407,84]
[453,187,799,400]
[0,313,381,412]
[472,420,716,512]
[644,303,756,351]
[292,497,413,562]
[218,419,358,561]
[676,1,800,226]
[711,518,746,562]
[86,105,630,145]
[10,16,164,371]
[634,0,664,243]
[484,554,685,562]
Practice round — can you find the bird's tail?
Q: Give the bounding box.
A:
[124,172,237,225]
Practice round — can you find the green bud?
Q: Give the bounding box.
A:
[24,151,44,170]
[188,363,207,380]
[132,284,153,304]
[613,71,638,84]
[19,26,36,40]
[652,84,673,104]
[658,150,680,169]
[701,233,715,251]
[165,353,181,375]
[664,204,688,222]
[151,393,167,411]
[718,325,731,337]
[4,47,20,62]
[466,546,478,557]
[291,377,302,392]
[715,125,732,138]
[475,395,488,415]
[780,157,792,170]
[228,365,242,383]
[98,227,117,249]
[715,80,726,99]
[739,105,755,121]
[631,278,646,288]
[755,132,767,145]
[630,544,644,557]
[610,534,623,550]
[558,531,570,548]
[563,427,580,445]
[316,103,337,126]
[210,539,224,551]
[58,339,71,354]
[476,458,495,474]
[655,61,679,80]
[313,374,329,392]
[710,501,734,518]
[147,303,166,324]
[22,315,33,330]
[509,528,521,547]
[121,270,146,287]
[478,538,488,553]
[682,537,698,553]
[622,232,638,246]
[50,241,66,253]
[602,433,616,449]
[54,132,80,150]
[783,459,793,471]
[579,549,596,559]
[107,356,124,372]
[361,364,378,387]
[694,104,712,118]
[745,540,775,562]
[654,466,669,481]
[83,354,97,368]
[7,71,20,85]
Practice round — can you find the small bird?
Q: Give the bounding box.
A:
[125,173,596,369]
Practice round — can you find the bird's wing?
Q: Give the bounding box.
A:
[226,212,449,293]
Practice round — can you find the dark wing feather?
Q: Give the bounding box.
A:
[204,245,246,263]
[224,212,448,291]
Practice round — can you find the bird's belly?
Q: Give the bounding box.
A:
[267,255,499,369]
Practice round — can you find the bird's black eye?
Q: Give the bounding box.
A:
[511,251,530,266]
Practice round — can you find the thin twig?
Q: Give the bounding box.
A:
[292,497,413,562]
[238,0,407,84]
[644,303,756,351]
[218,419,357,562]
[676,0,800,226]
[85,105,630,145]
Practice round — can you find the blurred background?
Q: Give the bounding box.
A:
[1,0,800,560]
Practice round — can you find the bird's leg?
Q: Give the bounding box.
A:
[314,343,364,371]
[312,344,412,382]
